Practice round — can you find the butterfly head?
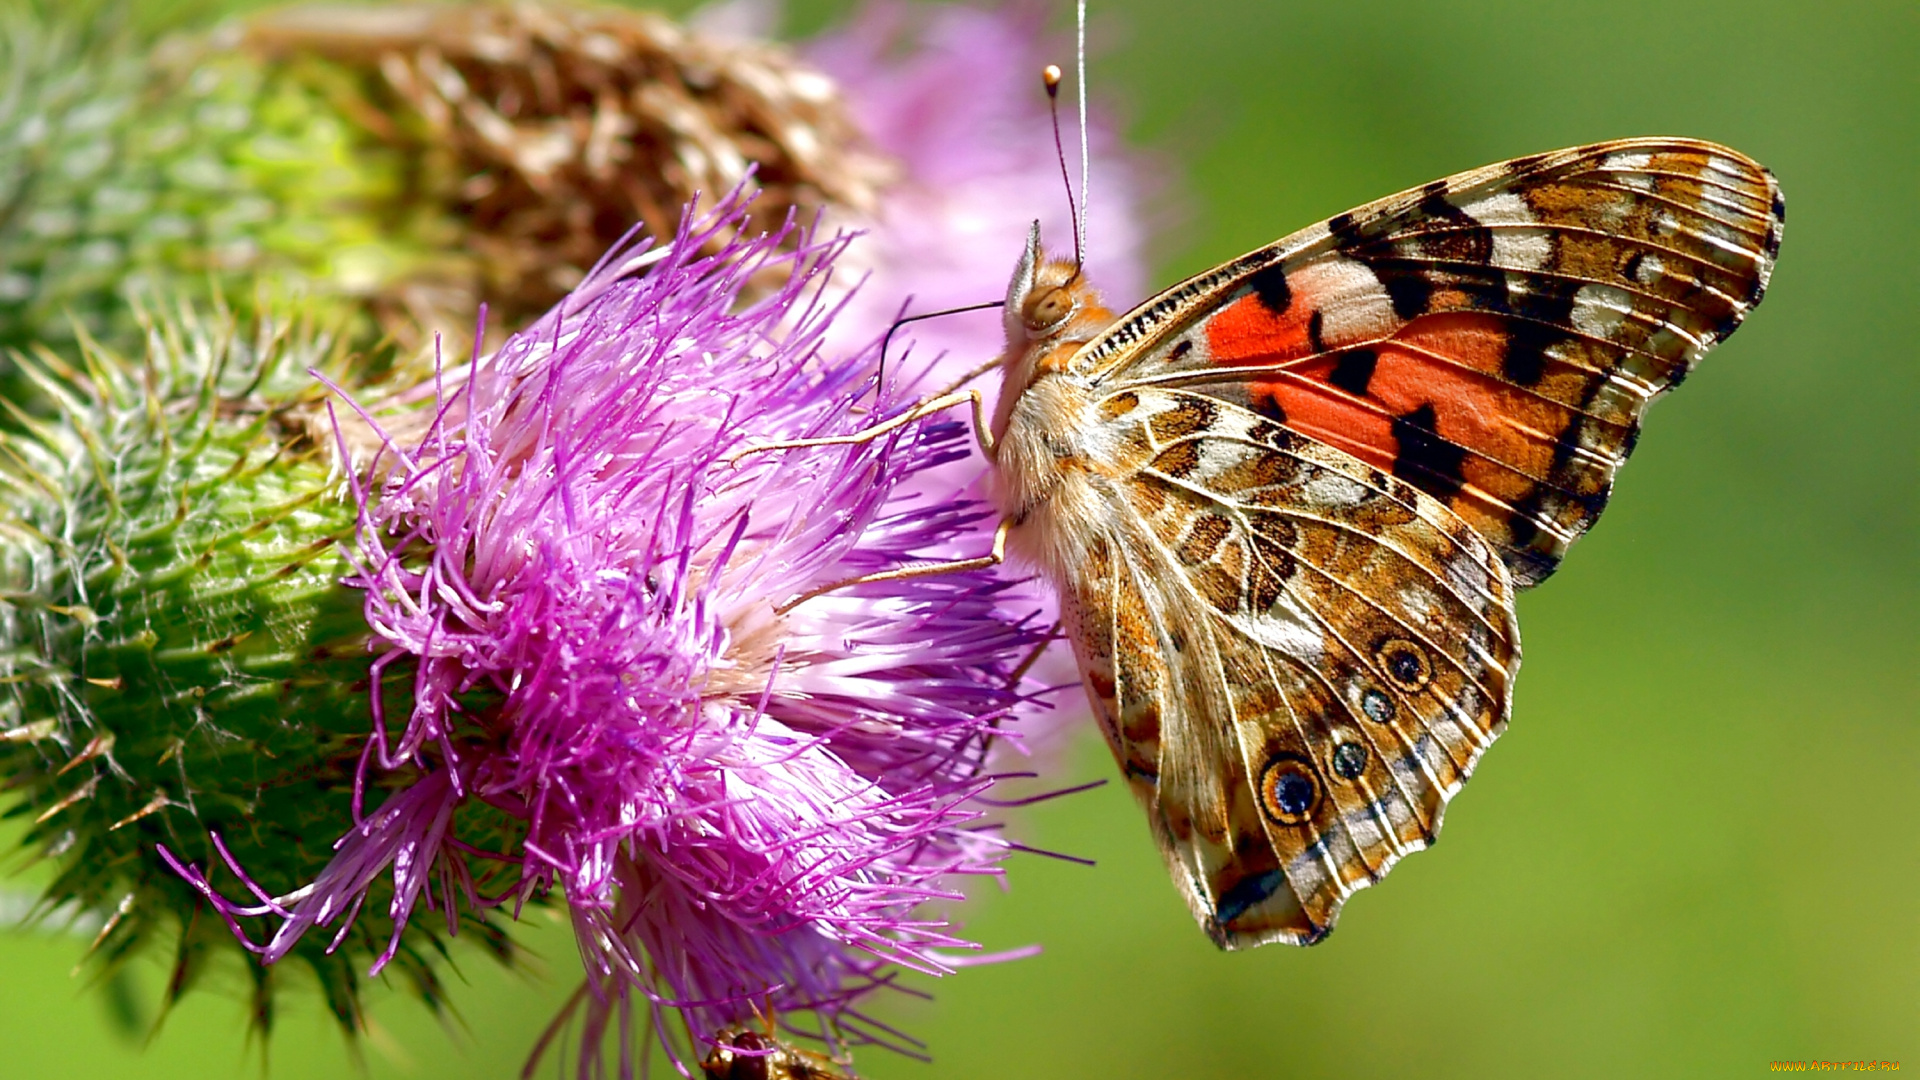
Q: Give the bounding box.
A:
[1005,221,1098,341]
[995,222,1116,436]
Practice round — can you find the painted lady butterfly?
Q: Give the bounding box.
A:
[987,139,1784,947]
[757,138,1782,948]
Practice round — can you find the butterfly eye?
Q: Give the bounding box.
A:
[1021,286,1075,333]
[1257,754,1321,825]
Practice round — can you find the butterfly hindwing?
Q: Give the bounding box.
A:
[1063,386,1520,946]
[1073,138,1783,585]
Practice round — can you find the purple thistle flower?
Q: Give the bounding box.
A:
[166,188,1052,1073]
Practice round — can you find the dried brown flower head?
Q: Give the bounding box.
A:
[238,1,890,339]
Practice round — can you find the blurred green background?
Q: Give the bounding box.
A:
[0,0,1911,1077]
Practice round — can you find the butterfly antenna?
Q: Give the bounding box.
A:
[1042,64,1083,272]
[1075,0,1090,268]
[873,299,1006,405]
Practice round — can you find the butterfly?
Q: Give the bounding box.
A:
[975,138,1783,947]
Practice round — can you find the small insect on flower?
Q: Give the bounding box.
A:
[703,1025,854,1080]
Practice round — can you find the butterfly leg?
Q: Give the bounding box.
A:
[962,619,1065,778]
[726,388,998,466]
[1007,619,1063,686]
[775,517,1009,614]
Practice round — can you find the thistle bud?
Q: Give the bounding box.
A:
[0,4,431,363]
[0,303,509,1033]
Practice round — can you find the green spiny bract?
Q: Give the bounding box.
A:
[0,299,515,1035]
[0,2,455,398]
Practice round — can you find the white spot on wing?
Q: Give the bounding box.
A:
[1290,256,1396,347]
[1496,231,1551,270]
[1395,584,1437,628]
[1195,440,1258,482]
[1231,591,1325,661]
[1454,191,1532,226]
[1284,847,1334,898]
[1341,808,1385,851]
[1302,469,1371,508]
[1601,151,1657,192]
[1704,155,1749,182]
[1570,282,1632,337]
[1428,713,1475,766]
[1203,403,1266,442]
[1443,549,1496,606]
[1454,191,1552,270]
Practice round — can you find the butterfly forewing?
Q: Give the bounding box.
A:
[1074,138,1784,586]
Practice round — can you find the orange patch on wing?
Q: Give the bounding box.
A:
[1390,312,1509,378]
[1205,293,1315,367]
[1375,314,1565,492]
[1270,377,1396,470]
[1257,313,1573,508]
